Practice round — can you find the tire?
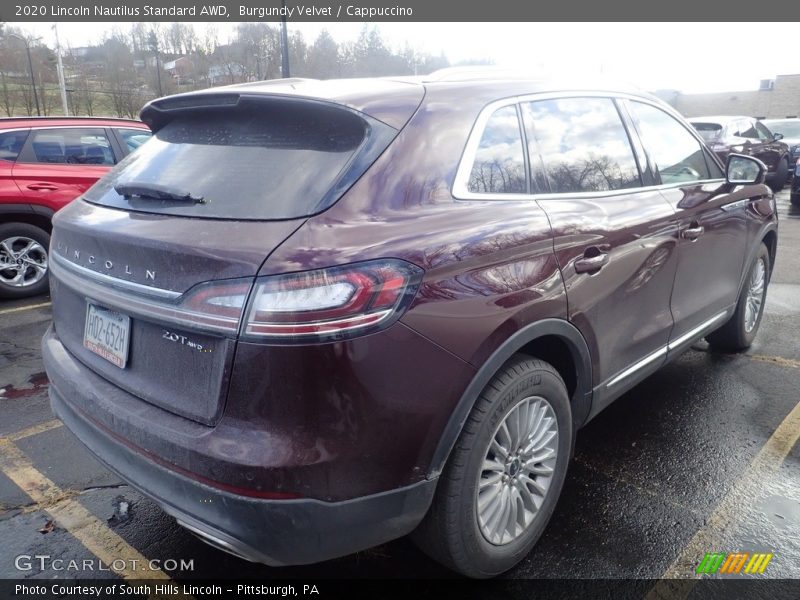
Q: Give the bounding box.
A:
[706,242,770,352]
[768,159,788,192]
[0,223,50,299]
[412,355,572,578]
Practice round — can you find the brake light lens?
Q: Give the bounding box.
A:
[166,279,251,333]
[243,259,423,341]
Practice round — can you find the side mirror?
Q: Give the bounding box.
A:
[774,132,784,141]
[726,153,766,185]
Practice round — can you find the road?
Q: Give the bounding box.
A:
[0,192,798,588]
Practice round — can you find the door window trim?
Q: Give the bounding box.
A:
[621,98,725,186]
[452,91,725,202]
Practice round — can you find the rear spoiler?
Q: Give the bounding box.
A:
[140,92,395,135]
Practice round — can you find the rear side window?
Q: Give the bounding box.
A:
[522,97,641,194]
[692,122,723,143]
[755,121,773,141]
[86,104,379,220]
[734,120,759,139]
[0,130,29,162]
[116,128,152,153]
[467,106,526,194]
[22,128,115,165]
[629,102,722,184]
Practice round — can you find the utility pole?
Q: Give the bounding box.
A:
[148,32,163,97]
[280,0,290,78]
[53,24,69,116]
[8,33,40,116]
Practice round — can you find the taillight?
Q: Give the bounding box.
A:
[242,259,423,342]
[166,279,253,335]
[175,279,251,332]
[99,260,422,340]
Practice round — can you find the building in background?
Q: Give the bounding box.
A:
[664,74,800,119]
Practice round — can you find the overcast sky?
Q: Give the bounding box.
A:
[13,21,800,94]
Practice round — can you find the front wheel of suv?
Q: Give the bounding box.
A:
[0,223,50,299]
[412,356,572,578]
[768,159,789,192]
[706,242,770,352]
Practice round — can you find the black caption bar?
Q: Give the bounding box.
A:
[3,579,800,600]
[0,0,791,22]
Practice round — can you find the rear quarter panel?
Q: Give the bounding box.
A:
[259,86,569,368]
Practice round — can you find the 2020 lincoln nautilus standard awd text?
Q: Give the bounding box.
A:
[42,72,778,578]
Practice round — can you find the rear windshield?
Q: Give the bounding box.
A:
[85,104,372,220]
[691,122,723,143]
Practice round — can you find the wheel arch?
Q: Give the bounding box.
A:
[0,205,54,234]
[427,318,593,479]
[762,228,778,276]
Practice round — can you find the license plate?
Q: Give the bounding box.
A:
[83,304,130,368]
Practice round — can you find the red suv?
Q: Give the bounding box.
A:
[0,117,151,298]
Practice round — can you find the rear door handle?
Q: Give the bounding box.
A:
[681,225,705,241]
[26,183,58,191]
[574,252,609,273]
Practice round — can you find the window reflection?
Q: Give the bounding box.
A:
[468,106,526,194]
[630,102,720,184]
[522,98,641,194]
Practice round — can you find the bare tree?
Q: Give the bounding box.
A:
[0,71,12,116]
[0,23,451,116]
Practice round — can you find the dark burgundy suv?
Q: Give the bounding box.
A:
[42,75,777,578]
[689,115,790,192]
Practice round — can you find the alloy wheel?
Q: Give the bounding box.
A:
[0,236,48,288]
[476,396,559,545]
[744,257,766,333]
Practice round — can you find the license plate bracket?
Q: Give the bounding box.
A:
[83,303,130,368]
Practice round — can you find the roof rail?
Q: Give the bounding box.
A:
[0,115,142,122]
[220,77,318,89]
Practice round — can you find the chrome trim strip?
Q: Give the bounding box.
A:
[667,311,728,351]
[0,126,32,135]
[244,309,393,338]
[51,252,181,300]
[452,90,724,202]
[605,347,668,389]
[50,254,240,335]
[0,124,143,133]
[604,310,730,390]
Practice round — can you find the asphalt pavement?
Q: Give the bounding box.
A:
[0,192,798,588]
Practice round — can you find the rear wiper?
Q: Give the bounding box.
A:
[114,182,204,204]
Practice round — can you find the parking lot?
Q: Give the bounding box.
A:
[0,192,798,585]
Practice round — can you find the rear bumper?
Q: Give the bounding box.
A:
[50,383,436,565]
[44,327,437,566]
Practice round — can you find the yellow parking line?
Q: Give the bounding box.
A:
[6,419,63,442]
[748,354,800,370]
[0,301,51,315]
[646,398,800,599]
[0,437,170,581]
